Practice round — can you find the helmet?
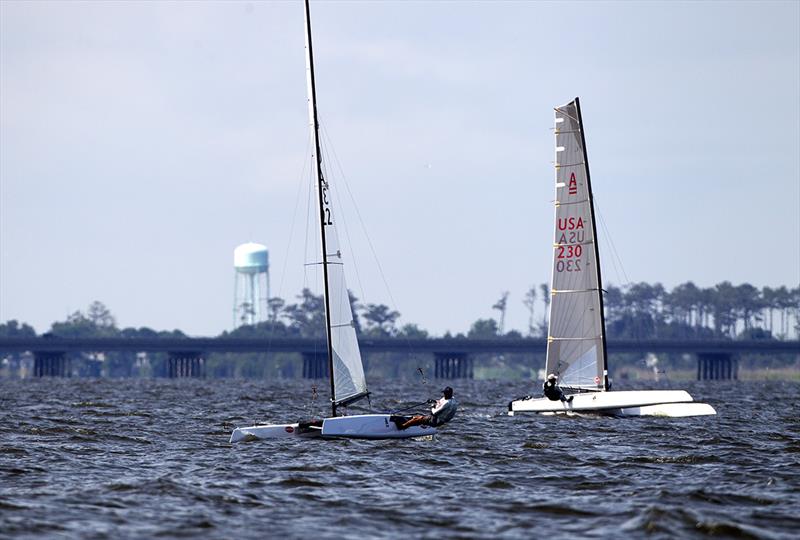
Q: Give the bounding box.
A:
[547,373,557,381]
[442,386,454,399]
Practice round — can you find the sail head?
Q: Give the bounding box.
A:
[546,99,607,391]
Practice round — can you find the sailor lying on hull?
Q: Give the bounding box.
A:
[543,373,574,404]
[391,386,458,430]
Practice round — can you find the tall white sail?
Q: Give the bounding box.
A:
[304,0,368,408]
[316,178,369,405]
[546,98,607,391]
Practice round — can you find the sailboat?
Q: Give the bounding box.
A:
[508,98,716,417]
[230,0,434,442]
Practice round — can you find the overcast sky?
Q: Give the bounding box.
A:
[1,0,798,336]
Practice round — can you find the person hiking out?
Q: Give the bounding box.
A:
[394,386,458,430]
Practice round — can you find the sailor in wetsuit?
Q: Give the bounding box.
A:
[543,373,573,403]
[395,387,458,430]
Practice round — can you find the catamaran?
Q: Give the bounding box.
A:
[508,98,716,418]
[230,0,434,442]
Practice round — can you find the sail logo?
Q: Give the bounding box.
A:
[568,172,578,195]
[558,217,585,230]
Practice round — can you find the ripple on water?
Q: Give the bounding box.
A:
[0,378,798,539]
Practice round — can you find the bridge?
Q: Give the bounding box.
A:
[1,337,798,380]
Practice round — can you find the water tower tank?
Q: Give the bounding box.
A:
[233,242,270,328]
[234,243,269,274]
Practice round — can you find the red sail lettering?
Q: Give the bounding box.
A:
[568,173,578,195]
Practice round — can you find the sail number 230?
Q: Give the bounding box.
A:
[557,245,582,258]
[556,244,582,272]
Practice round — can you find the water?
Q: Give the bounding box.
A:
[1,378,798,539]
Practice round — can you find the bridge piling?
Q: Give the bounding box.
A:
[697,352,737,381]
[302,352,328,379]
[167,352,204,378]
[433,353,472,379]
[33,351,68,377]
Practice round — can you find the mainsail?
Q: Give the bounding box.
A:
[304,0,368,411]
[545,98,608,391]
[315,177,369,407]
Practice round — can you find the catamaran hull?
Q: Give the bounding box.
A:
[230,414,435,442]
[229,423,322,443]
[321,414,435,439]
[508,390,716,417]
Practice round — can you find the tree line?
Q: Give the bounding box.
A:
[1,280,798,342]
[511,281,799,341]
[1,281,797,378]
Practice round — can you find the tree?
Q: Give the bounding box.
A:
[362,303,400,336]
[539,283,550,332]
[712,281,738,337]
[733,283,763,332]
[267,297,285,324]
[0,320,36,338]
[669,281,700,326]
[283,289,325,338]
[348,291,362,334]
[492,292,509,335]
[604,285,624,325]
[87,301,116,328]
[0,320,36,363]
[468,318,499,338]
[397,323,428,339]
[51,302,118,338]
[522,286,537,337]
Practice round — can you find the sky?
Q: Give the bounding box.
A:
[1,0,798,337]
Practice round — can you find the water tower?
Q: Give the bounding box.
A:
[233,242,270,328]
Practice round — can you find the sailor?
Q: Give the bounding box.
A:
[395,386,458,430]
[543,373,573,403]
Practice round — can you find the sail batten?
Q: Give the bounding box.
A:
[545,98,608,391]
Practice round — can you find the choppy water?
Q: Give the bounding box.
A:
[1,378,798,539]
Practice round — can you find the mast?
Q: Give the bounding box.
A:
[303,0,337,416]
[574,97,609,391]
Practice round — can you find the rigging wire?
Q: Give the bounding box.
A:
[263,135,312,361]
[317,122,366,305]
[302,148,323,370]
[318,124,369,311]
[318,121,423,371]
[594,196,664,378]
[594,196,632,287]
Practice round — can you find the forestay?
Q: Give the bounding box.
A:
[546,99,607,391]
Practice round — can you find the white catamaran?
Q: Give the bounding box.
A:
[230,0,434,442]
[508,98,716,418]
